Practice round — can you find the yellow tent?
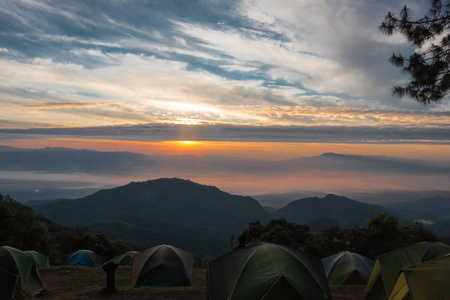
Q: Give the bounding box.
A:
[389,254,450,300]
[364,242,450,300]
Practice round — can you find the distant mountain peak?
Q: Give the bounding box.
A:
[319,152,340,157]
[33,178,270,239]
[126,177,222,193]
[324,193,342,199]
[275,194,385,230]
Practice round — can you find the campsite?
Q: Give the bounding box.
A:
[2,184,450,299]
[1,243,366,299]
[3,240,450,299]
[37,265,366,300]
[2,0,450,298]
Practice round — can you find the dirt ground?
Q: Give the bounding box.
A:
[37,266,365,300]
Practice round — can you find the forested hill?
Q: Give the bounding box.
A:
[33,178,270,232]
[275,194,386,230]
[32,178,271,256]
[26,178,450,256]
[0,194,131,263]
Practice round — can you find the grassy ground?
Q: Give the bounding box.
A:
[37,265,365,299]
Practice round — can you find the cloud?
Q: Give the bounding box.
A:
[21,102,102,109]
[1,123,449,144]
[0,0,449,133]
[0,55,297,126]
[232,0,429,105]
[173,20,353,95]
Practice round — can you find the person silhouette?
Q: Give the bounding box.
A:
[234,233,248,250]
[94,240,104,256]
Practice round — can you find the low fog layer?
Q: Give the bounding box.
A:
[1,146,449,202]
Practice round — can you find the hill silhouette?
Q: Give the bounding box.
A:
[86,214,230,256]
[0,146,153,174]
[30,178,450,255]
[32,178,271,256]
[275,194,386,229]
[0,193,131,263]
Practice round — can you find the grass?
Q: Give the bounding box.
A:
[38,265,207,299]
[37,265,364,299]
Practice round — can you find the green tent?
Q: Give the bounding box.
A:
[0,246,45,298]
[389,254,450,300]
[322,251,374,286]
[364,242,450,300]
[24,250,50,268]
[113,251,138,266]
[207,242,331,300]
[132,245,194,287]
[0,268,18,300]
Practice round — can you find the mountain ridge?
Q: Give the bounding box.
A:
[275,193,387,229]
[32,178,271,256]
[19,177,450,255]
[1,145,449,176]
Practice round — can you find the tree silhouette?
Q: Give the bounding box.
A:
[380,0,450,104]
[246,214,438,258]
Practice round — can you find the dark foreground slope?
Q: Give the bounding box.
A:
[39,266,365,300]
[33,178,271,256]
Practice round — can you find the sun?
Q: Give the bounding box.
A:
[175,141,199,145]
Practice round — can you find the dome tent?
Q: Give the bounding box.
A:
[364,242,450,300]
[0,268,18,300]
[132,245,194,287]
[389,254,450,300]
[207,242,331,300]
[24,250,50,268]
[322,251,374,286]
[62,249,102,267]
[0,246,45,298]
[113,251,138,266]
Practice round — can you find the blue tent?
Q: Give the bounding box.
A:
[62,250,102,267]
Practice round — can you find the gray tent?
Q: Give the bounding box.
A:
[322,251,374,286]
[132,245,194,287]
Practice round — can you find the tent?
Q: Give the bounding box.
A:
[62,249,103,268]
[113,251,139,266]
[0,267,18,300]
[24,250,50,268]
[132,245,194,287]
[388,254,450,300]
[0,246,45,298]
[194,255,203,269]
[207,242,332,300]
[322,251,374,286]
[364,242,450,300]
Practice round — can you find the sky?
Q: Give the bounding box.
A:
[0,0,449,198]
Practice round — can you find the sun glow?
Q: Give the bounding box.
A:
[176,141,198,145]
[2,138,450,162]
